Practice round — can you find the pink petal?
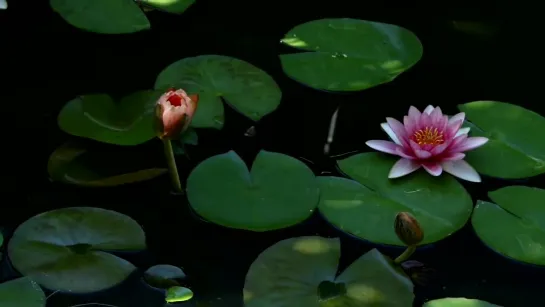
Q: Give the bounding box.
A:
[395,146,416,159]
[423,105,435,114]
[386,117,409,146]
[448,112,465,126]
[380,122,402,145]
[408,106,422,122]
[419,112,432,130]
[422,162,443,176]
[403,115,418,135]
[448,134,467,150]
[409,140,432,159]
[430,107,443,126]
[451,137,489,152]
[441,152,466,161]
[389,158,421,178]
[430,142,450,155]
[455,127,470,137]
[441,160,481,182]
[366,140,399,155]
[445,119,463,139]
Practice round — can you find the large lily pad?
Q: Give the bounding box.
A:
[139,0,195,14]
[458,101,545,178]
[50,0,150,34]
[8,207,146,293]
[58,90,161,145]
[279,18,423,92]
[423,298,502,307]
[472,186,545,265]
[154,55,282,129]
[0,277,46,307]
[335,153,472,245]
[243,236,414,306]
[48,142,167,187]
[186,150,319,231]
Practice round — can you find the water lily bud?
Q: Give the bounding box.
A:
[395,212,423,246]
[155,88,198,140]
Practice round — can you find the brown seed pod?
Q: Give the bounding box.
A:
[395,212,424,246]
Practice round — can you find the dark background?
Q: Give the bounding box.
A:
[0,0,543,306]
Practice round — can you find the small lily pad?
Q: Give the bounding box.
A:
[165,286,194,303]
[139,0,194,14]
[458,101,545,178]
[186,150,319,231]
[335,153,473,245]
[144,264,186,289]
[155,55,282,129]
[58,90,162,146]
[50,0,150,34]
[279,18,423,92]
[243,236,414,306]
[0,277,46,307]
[48,142,167,187]
[472,186,545,265]
[423,298,502,307]
[8,207,146,293]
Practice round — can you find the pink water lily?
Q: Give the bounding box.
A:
[366,105,488,182]
[155,88,198,140]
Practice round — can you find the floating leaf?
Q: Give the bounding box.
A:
[279,18,423,92]
[58,90,162,145]
[243,236,414,306]
[139,0,194,14]
[8,207,146,293]
[187,150,319,231]
[472,186,545,265]
[458,101,545,178]
[144,264,186,289]
[48,142,167,187]
[165,286,194,303]
[424,297,502,307]
[155,55,282,128]
[49,0,150,34]
[0,277,46,307]
[333,153,472,245]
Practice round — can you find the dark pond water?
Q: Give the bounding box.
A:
[2,1,544,306]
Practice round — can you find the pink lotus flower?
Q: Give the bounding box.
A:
[155,88,198,140]
[366,105,488,182]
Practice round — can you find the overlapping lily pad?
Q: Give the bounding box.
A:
[139,0,195,14]
[243,236,414,306]
[155,55,282,129]
[334,153,472,245]
[8,207,146,293]
[472,186,545,265]
[186,150,319,231]
[459,101,545,179]
[423,298,501,307]
[0,277,46,307]
[144,264,186,289]
[48,142,167,187]
[58,90,162,145]
[279,18,423,92]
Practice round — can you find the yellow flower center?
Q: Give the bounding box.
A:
[413,127,444,145]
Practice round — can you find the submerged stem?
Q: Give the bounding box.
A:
[394,245,416,264]
[163,139,183,194]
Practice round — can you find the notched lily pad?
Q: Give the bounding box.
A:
[144,264,187,289]
[8,207,146,293]
[243,236,414,306]
[48,142,167,187]
[424,297,502,307]
[165,286,194,303]
[186,150,319,231]
[155,55,282,129]
[280,18,423,92]
[472,186,545,265]
[139,0,195,14]
[334,153,472,245]
[0,277,46,307]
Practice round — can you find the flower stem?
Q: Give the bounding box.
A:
[163,139,183,194]
[394,245,416,264]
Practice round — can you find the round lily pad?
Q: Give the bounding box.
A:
[58,90,162,146]
[458,101,545,179]
[48,142,167,187]
[144,264,186,289]
[154,55,282,129]
[279,18,423,92]
[186,150,319,231]
[0,277,46,307]
[50,0,150,34]
[335,153,472,245]
[423,298,502,307]
[139,0,194,14]
[472,186,545,265]
[243,236,414,306]
[8,207,146,293]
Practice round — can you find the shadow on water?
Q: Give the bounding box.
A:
[1,0,544,306]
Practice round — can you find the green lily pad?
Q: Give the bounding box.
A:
[0,277,46,307]
[458,101,545,179]
[58,90,162,145]
[139,0,194,14]
[165,286,194,303]
[8,207,146,293]
[335,153,472,245]
[423,298,502,307]
[154,55,282,129]
[279,18,423,92]
[49,0,150,34]
[243,236,414,306]
[144,264,186,289]
[186,150,319,231]
[472,186,545,265]
[48,142,167,187]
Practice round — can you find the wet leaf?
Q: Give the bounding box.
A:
[139,0,195,14]
[0,277,46,307]
[165,286,194,303]
[424,297,502,307]
[144,264,186,289]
